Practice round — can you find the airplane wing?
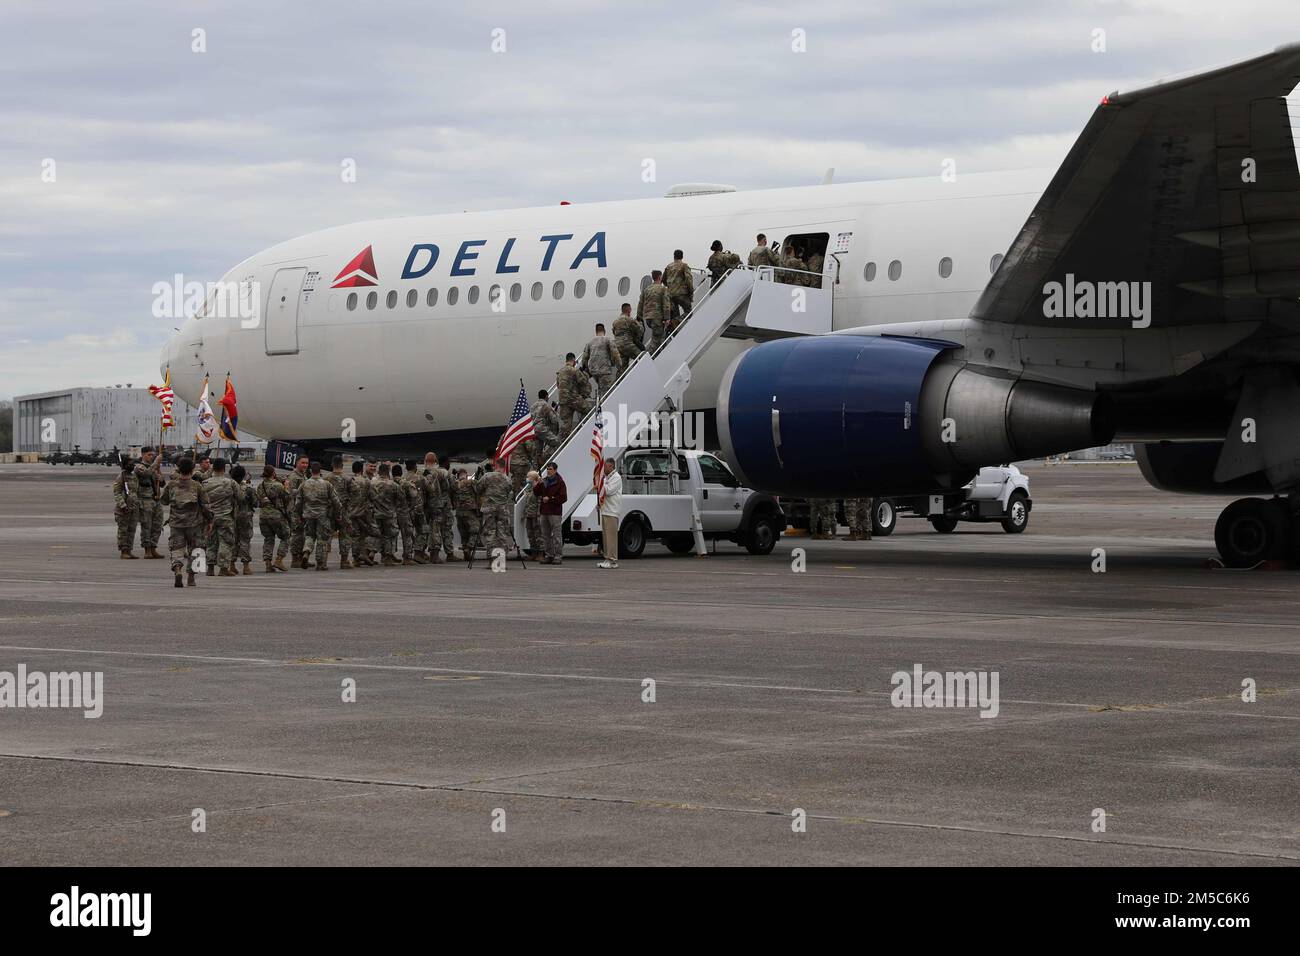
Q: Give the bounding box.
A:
[972,44,1300,328]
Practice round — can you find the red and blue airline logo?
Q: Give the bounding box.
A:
[331,245,378,288]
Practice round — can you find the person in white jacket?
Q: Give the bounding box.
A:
[598,457,622,569]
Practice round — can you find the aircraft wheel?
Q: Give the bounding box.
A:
[1214,497,1289,567]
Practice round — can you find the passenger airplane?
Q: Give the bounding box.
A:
[163,45,1300,568]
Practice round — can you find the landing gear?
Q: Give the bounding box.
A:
[1213,497,1292,568]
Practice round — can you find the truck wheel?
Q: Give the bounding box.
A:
[619,517,646,559]
[664,533,695,555]
[929,515,958,534]
[1001,491,1030,534]
[871,499,896,537]
[745,513,778,555]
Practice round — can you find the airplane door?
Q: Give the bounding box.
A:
[265,267,306,355]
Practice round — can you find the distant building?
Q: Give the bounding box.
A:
[12,387,200,454]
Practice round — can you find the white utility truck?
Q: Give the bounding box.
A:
[874,464,1032,535]
[565,448,786,557]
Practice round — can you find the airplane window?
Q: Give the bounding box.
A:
[888,260,902,281]
[488,285,502,308]
[447,287,459,306]
[531,282,543,301]
[938,257,952,278]
[386,290,398,309]
[574,279,586,299]
[596,278,608,297]
[366,291,378,310]
[347,292,358,311]
[990,253,1004,274]
[552,280,564,300]
[863,262,876,281]
[618,277,630,296]
[640,275,651,291]
[427,288,438,307]
[510,282,522,302]
[468,286,480,305]
[406,289,418,308]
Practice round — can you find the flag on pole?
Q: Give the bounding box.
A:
[149,370,175,430]
[493,382,537,469]
[195,376,217,445]
[591,409,606,507]
[217,374,239,442]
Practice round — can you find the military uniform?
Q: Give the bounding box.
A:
[635,282,673,352]
[454,475,481,560]
[663,259,694,327]
[707,249,741,286]
[297,475,340,569]
[845,497,873,540]
[809,498,837,539]
[160,475,211,582]
[285,468,309,563]
[345,472,377,565]
[475,469,515,555]
[805,252,824,289]
[530,399,561,460]
[398,473,424,563]
[423,466,455,561]
[112,466,141,555]
[326,470,355,567]
[135,459,165,556]
[748,243,780,270]
[779,252,809,285]
[556,364,592,438]
[523,483,543,558]
[581,334,623,400]
[370,476,402,565]
[508,439,539,496]
[611,314,645,367]
[203,474,239,574]
[233,480,257,572]
[258,475,291,567]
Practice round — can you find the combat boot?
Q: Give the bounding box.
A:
[412,552,428,565]
[430,552,445,564]
[219,565,237,577]
[340,556,355,569]
[146,547,164,559]
[274,556,289,572]
[381,555,399,567]
[298,554,311,570]
[242,560,252,575]
[120,550,138,559]
[402,557,416,566]
[206,565,215,576]
[174,571,184,588]
[315,562,329,571]
[186,570,196,586]
[265,560,276,573]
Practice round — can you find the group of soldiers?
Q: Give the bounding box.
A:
[807,498,875,541]
[745,232,825,288]
[114,446,558,588]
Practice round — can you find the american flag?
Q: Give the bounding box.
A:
[591,410,605,506]
[149,370,175,430]
[494,383,537,468]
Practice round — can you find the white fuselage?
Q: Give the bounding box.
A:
[162,170,1047,452]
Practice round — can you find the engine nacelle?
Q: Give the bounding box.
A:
[717,335,1114,497]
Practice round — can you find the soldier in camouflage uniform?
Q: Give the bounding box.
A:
[345,460,378,566]
[112,457,141,558]
[778,243,809,285]
[194,456,213,483]
[257,464,291,571]
[805,249,825,289]
[422,452,454,563]
[748,233,780,270]
[160,457,211,587]
[581,322,623,401]
[523,469,543,559]
[285,456,311,567]
[454,469,481,562]
[400,461,429,563]
[663,249,695,330]
[202,458,239,576]
[809,498,838,540]
[844,498,873,541]
[297,460,341,570]
[556,353,593,438]
[324,456,356,568]
[530,391,561,461]
[706,240,742,287]
[475,461,516,556]
[611,303,644,368]
[636,270,673,352]
[370,463,401,565]
[230,463,256,574]
[135,447,165,559]
[508,438,539,496]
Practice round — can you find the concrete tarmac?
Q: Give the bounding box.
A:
[0,461,1295,865]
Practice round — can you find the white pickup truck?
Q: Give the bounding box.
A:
[566,449,786,557]
[876,464,1032,535]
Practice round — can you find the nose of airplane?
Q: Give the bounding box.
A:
[162,316,204,404]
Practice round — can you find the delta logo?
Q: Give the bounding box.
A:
[332,245,378,288]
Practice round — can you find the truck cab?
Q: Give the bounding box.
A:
[567,449,786,557]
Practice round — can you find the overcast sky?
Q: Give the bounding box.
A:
[2,0,1296,399]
